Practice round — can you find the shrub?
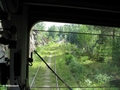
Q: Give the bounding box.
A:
[65,54,75,65]
[95,74,112,85]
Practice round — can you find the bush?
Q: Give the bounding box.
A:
[95,74,112,85]
[65,54,75,65]
[65,54,86,83]
[80,56,89,62]
[69,62,86,78]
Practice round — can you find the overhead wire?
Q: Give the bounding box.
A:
[30,86,120,88]
[32,29,120,37]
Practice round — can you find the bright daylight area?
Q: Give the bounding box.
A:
[29,21,120,90]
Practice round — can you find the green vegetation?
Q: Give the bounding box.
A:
[0,85,7,90]
[29,22,120,90]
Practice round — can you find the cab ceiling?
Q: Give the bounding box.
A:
[1,0,120,27]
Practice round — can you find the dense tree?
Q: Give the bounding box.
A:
[48,25,55,38]
[32,22,45,30]
[48,25,59,41]
[63,24,80,44]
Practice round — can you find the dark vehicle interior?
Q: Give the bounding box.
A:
[0,0,120,90]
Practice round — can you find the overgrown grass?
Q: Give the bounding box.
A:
[29,42,120,90]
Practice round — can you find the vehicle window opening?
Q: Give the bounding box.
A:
[29,21,120,90]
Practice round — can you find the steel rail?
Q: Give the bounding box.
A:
[30,54,61,90]
[54,57,60,90]
[30,65,41,88]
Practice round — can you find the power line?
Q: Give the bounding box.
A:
[30,86,120,88]
[32,29,120,37]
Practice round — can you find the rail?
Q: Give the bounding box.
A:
[30,52,62,90]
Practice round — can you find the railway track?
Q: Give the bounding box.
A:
[30,54,60,90]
